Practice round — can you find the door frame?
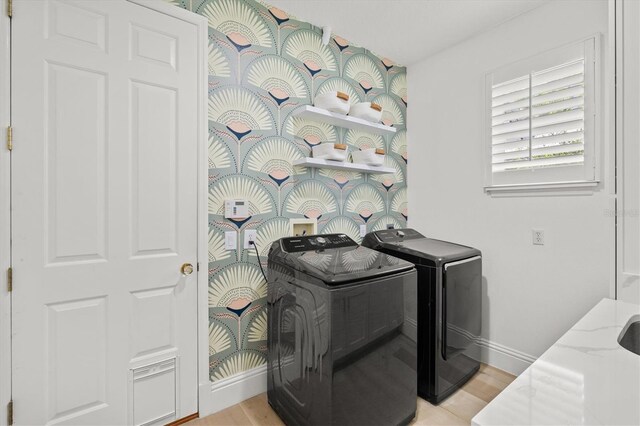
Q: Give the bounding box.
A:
[1,0,10,423]
[0,2,208,424]
[615,0,640,303]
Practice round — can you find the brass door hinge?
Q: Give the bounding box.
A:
[7,267,12,292]
[6,0,11,18]
[7,400,13,426]
[6,126,12,151]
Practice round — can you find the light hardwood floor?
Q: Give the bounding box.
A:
[189,364,516,426]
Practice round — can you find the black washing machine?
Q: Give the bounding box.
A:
[267,234,418,425]
[362,228,482,404]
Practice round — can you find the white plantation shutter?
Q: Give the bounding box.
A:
[486,37,598,188]
[491,76,531,169]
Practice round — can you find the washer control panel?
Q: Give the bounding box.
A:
[280,234,357,253]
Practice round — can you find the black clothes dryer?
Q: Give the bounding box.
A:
[267,234,418,426]
[362,228,482,404]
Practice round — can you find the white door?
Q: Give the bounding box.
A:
[11,1,200,424]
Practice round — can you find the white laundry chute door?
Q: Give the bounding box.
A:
[11,1,200,424]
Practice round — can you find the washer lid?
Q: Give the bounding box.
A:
[272,234,415,285]
[291,246,414,284]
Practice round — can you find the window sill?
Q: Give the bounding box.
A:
[484,180,600,196]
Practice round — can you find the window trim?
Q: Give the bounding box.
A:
[484,179,600,193]
[483,34,602,193]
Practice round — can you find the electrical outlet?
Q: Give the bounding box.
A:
[360,224,367,238]
[532,229,545,245]
[244,229,257,249]
[225,232,237,250]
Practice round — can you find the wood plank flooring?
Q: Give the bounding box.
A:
[189,364,516,426]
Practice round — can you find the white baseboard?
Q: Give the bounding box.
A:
[199,364,268,418]
[448,324,537,376]
[476,337,537,376]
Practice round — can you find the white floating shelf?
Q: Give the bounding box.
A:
[292,105,397,135]
[293,158,394,174]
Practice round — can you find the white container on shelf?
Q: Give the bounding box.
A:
[351,148,385,166]
[314,91,351,115]
[348,101,383,123]
[312,143,349,161]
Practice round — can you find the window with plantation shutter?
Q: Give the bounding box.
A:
[485,37,599,190]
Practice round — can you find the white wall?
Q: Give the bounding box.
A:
[408,0,614,374]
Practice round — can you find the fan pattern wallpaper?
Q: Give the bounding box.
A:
[170,0,408,381]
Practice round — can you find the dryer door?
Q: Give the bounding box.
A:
[441,256,482,360]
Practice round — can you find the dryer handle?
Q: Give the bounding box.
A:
[441,271,447,361]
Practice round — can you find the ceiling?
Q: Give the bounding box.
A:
[266,0,549,65]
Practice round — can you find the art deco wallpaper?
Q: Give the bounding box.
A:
[170,0,408,381]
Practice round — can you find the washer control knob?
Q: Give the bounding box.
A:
[396,231,405,238]
[316,236,327,245]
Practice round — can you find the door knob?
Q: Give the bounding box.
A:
[181,263,194,276]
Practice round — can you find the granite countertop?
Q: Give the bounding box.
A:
[472,298,640,426]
